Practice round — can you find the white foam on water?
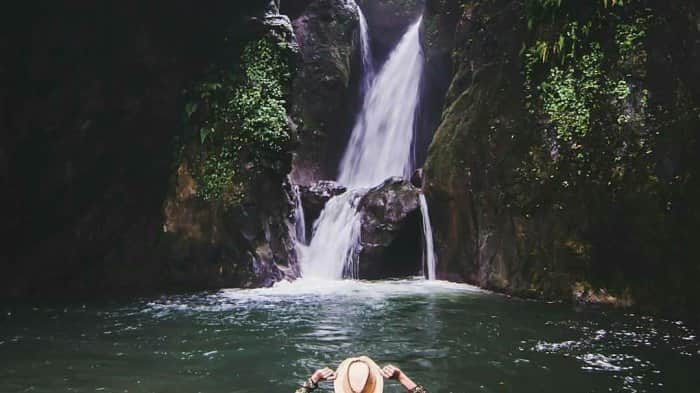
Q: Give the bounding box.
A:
[222,278,484,300]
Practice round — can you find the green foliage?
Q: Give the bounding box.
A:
[524,0,626,60]
[184,38,292,206]
[615,17,650,64]
[539,42,602,147]
[520,1,654,198]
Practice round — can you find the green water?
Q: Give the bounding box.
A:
[1,279,698,393]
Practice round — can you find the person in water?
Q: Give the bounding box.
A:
[295,356,427,393]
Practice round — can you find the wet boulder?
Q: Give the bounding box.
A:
[411,168,423,188]
[356,177,423,279]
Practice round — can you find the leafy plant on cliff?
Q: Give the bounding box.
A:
[184,38,292,206]
[514,0,700,304]
[521,2,653,196]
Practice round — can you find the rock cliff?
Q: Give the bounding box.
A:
[422,0,700,316]
[1,1,300,296]
[289,0,362,184]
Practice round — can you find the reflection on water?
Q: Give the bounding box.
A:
[1,278,698,393]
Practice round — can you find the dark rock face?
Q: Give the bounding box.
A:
[162,9,301,289]
[164,150,300,291]
[416,0,457,167]
[289,0,362,184]
[156,10,302,289]
[356,177,422,279]
[423,0,531,291]
[0,1,300,296]
[422,0,700,316]
[280,0,315,19]
[410,168,423,188]
[298,180,347,237]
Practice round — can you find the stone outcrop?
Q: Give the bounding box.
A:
[289,0,363,184]
[355,177,422,279]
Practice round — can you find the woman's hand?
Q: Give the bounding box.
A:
[310,367,336,383]
[381,365,418,391]
[381,365,403,380]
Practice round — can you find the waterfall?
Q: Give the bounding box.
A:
[419,194,437,280]
[293,185,307,245]
[357,7,375,94]
[299,14,425,280]
[338,16,424,188]
[300,192,362,279]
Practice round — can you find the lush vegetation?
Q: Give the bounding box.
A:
[512,0,700,311]
[183,38,292,206]
[520,1,653,197]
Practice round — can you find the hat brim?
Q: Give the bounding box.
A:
[334,356,384,393]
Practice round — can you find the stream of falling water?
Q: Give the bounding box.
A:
[358,8,375,94]
[292,184,307,245]
[299,9,434,280]
[419,194,437,280]
[338,16,424,189]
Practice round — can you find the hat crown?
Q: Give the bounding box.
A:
[334,356,384,393]
[348,362,370,392]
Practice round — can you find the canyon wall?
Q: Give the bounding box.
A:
[422,0,700,317]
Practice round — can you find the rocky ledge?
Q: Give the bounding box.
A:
[356,177,422,279]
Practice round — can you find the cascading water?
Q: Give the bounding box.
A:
[338,16,424,188]
[357,8,375,93]
[299,192,362,279]
[419,194,437,280]
[292,185,307,245]
[299,11,432,280]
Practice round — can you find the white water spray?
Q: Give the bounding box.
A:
[419,194,437,280]
[299,13,430,280]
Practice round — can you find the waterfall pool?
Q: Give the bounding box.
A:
[1,279,698,393]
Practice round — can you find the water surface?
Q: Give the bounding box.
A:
[1,279,698,393]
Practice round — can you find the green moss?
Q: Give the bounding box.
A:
[184,38,292,206]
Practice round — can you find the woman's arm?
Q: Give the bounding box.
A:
[295,367,336,393]
[381,365,427,393]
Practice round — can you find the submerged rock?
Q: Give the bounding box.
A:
[355,177,422,279]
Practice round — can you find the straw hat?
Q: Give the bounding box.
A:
[334,356,384,393]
